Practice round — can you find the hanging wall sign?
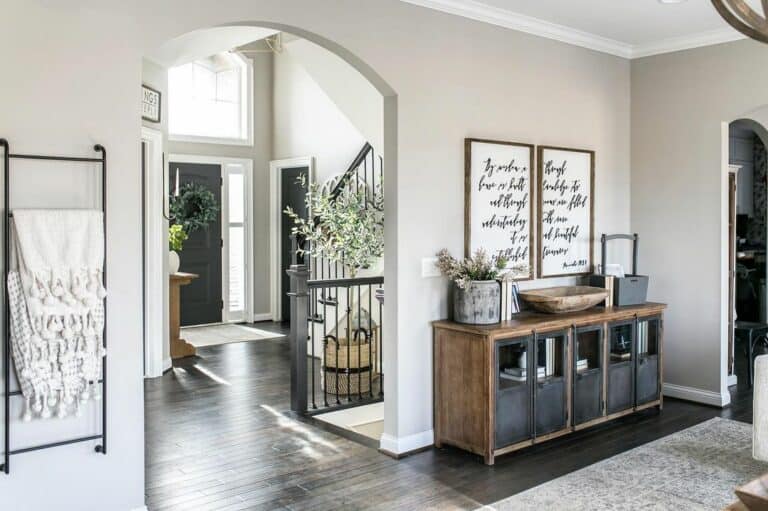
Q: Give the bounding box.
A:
[465,138,534,279]
[537,146,594,278]
[142,84,161,123]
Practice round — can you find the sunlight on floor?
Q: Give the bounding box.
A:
[351,419,384,440]
[260,404,341,457]
[192,364,231,385]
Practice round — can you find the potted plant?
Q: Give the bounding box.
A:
[285,176,383,277]
[436,248,527,325]
[168,224,187,274]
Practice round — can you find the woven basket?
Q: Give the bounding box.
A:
[324,369,380,396]
[323,330,379,396]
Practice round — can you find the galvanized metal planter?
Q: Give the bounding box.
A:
[453,280,501,325]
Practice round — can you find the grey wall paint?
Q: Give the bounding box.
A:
[631,38,768,400]
[2,2,633,508]
[272,45,368,185]
[165,47,274,317]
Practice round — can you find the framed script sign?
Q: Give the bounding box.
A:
[537,146,594,278]
[465,138,534,279]
[142,84,161,123]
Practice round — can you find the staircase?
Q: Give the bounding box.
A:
[288,143,384,414]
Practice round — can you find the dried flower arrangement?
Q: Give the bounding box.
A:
[436,248,528,289]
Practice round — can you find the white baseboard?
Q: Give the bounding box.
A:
[162,357,172,372]
[728,373,738,387]
[252,312,273,322]
[380,429,434,455]
[663,383,730,407]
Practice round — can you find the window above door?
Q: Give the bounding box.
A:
[168,52,253,146]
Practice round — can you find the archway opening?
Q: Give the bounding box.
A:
[723,115,768,407]
[140,22,398,508]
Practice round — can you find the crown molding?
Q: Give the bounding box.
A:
[400,0,633,58]
[400,0,745,60]
[630,28,745,59]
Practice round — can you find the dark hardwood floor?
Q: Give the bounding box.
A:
[145,327,754,510]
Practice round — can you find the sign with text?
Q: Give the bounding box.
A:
[465,139,534,279]
[142,84,161,123]
[537,146,594,277]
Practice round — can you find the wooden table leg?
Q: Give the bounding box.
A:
[170,273,197,359]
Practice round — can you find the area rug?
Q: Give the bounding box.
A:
[494,418,766,510]
[181,324,284,347]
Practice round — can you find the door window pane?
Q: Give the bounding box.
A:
[229,226,245,312]
[228,172,244,223]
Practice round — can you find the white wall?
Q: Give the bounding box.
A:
[631,39,768,406]
[0,2,144,510]
[284,37,384,155]
[2,1,634,508]
[141,59,171,371]
[273,47,368,185]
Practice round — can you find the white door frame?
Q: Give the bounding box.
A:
[270,157,315,322]
[141,127,169,378]
[168,153,254,324]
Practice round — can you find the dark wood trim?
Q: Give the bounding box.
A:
[536,145,595,279]
[464,138,535,280]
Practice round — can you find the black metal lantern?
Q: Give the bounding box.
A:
[712,0,768,44]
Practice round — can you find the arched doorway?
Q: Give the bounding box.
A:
[723,113,768,406]
[141,22,398,509]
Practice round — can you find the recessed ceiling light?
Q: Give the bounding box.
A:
[658,0,687,4]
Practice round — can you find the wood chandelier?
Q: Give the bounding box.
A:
[712,0,768,44]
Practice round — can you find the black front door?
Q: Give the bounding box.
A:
[170,162,223,326]
[281,166,309,321]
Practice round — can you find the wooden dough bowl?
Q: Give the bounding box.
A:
[519,286,608,314]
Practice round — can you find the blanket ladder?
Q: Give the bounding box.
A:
[0,139,107,475]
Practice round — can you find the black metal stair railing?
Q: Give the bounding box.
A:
[287,268,384,414]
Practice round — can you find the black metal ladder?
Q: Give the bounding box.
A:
[0,139,108,474]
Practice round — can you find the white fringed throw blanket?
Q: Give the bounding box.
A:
[7,210,106,420]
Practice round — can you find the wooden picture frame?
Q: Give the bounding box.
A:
[142,84,162,123]
[465,138,534,280]
[537,145,595,278]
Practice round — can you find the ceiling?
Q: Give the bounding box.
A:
[401,0,757,58]
[147,26,279,67]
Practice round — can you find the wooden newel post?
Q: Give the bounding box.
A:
[288,262,310,413]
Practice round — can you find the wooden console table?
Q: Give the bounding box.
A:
[170,272,198,359]
[433,302,666,465]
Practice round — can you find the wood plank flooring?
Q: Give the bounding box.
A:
[145,324,754,510]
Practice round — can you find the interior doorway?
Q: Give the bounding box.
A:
[270,157,314,322]
[727,119,768,392]
[280,165,309,321]
[169,154,254,327]
[140,21,395,508]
